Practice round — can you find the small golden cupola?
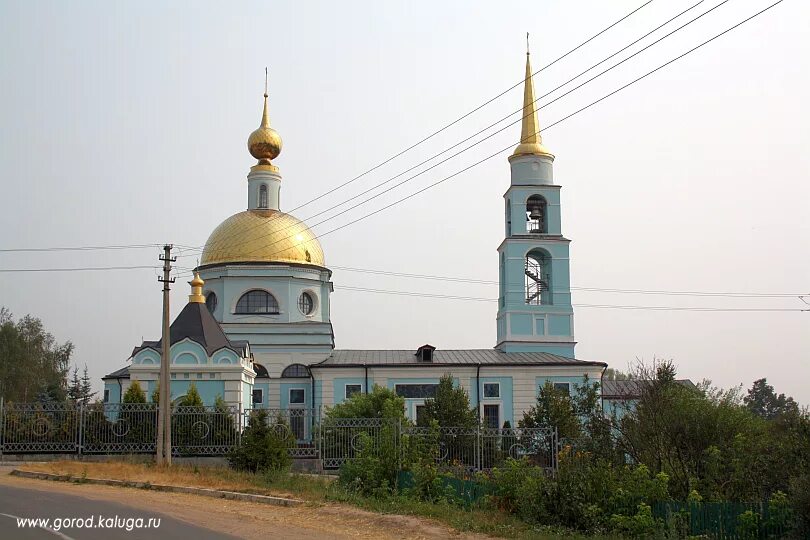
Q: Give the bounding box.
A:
[247,69,283,172]
[511,39,554,160]
[188,271,205,303]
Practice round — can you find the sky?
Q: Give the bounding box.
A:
[0,0,808,403]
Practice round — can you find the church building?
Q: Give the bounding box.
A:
[103,49,607,429]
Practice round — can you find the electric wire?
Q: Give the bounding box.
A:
[216,0,787,265]
[181,0,718,257]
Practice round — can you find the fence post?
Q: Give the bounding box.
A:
[77,402,83,457]
[0,397,4,461]
[475,425,481,471]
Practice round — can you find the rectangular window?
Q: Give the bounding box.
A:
[196,373,203,379]
[553,382,571,395]
[483,382,500,398]
[183,373,189,379]
[103,389,110,403]
[171,373,177,379]
[252,388,263,405]
[415,404,427,426]
[394,384,437,399]
[289,388,305,405]
[209,373,216,379]
[483,404,500,429]
[345,384,362,399]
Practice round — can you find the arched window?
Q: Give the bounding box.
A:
[258,184,269,209]
[235,290,279,314]
[298,292,314,315]
[281,364,310,378]
[525,195,547,233]
[253,362,269,378]
[205,292,217,314]
[525,249,552,305]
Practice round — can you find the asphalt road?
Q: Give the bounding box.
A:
[0,482,239,540]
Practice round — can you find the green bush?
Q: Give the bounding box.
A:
[338,432,392,497]
[609,503,661,539]
[229,409,293,473]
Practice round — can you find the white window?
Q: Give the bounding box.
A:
[345,384,362,399]
[289,388,305,405]
[483,382,500,398]
[252,388,263,405]
[259,184,268,208]
[553,382,571,395]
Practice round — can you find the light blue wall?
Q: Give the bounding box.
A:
[167,380,225,405]
[104,381,120,404]
[471,376,514,427]
[496,157,576,356]
[280,381,309,408]
[333,377,365,405]
[253,381,270,408]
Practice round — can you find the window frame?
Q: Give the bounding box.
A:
[252,388,263,405]
[235,290,280,315]
[394,383,438,399]
[552,382,571,396]
[298,291,315,315]
[205,292,217,314]
[288,388,306,405]
[103,389,110,403]
[344,383,362,400]
[483,403,501,429]
[258,184,269,209]
[483,382,500,399]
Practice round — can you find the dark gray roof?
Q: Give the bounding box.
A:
[602,379,696,398]
[314,349,605,367]
[102,365,130,380]
[131,303,245,357]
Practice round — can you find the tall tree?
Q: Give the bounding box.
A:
[0,307,72,401]
[66,365,82,403]
[744,378,799,420]
[79,365,97,405]
[420,373,477,428]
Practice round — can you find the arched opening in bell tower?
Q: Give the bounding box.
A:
[525,195,547,233]
[525,248,552,305]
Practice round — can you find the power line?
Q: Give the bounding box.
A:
[225,0,787,265]
[0,244,161,253]
[0,265,161,272]
[185,0,716,257]
[335,285,807,312]
[328,265,805,298]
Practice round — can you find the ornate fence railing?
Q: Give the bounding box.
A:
[0,399,558,472]
[242,408,319,458]
[0,400,240,457]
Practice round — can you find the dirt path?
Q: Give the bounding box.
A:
[0,470,488,540]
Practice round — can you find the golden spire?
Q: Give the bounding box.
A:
[248,68,283,170]
[511,34,553,159]
[188,271,205,304]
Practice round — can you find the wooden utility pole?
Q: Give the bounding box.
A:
[156,244,175,465]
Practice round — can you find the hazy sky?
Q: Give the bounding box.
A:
[1,1,808,402]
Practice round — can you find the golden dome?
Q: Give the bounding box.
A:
[247,93,283,164]
[200,210,325,267]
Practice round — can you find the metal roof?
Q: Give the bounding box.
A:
[102,365,130,380]
[602,379,696,398]
[315,349,605,367]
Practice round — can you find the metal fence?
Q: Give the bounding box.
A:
[0,401,239,457]
[0,400,558,473]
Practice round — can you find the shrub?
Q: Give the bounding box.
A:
[609,503,661,539]
[338,432,392,497]
[229,409,293,473]
[122,380,147,403]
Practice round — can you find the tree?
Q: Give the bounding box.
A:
[744,378,799,420]
[178,383,204,407]
[122,380,147,403]
[0,307,72,401]
[229,409,293,473]
[419,373,477,428]
[519,382,581,440]
[604,368,630,381]
[326,385,406,421]
[67,366,82,403]
[80,365,96,405]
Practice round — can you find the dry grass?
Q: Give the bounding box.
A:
[18,460,333,501]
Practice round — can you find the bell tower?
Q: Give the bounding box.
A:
[495,46,575,356]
